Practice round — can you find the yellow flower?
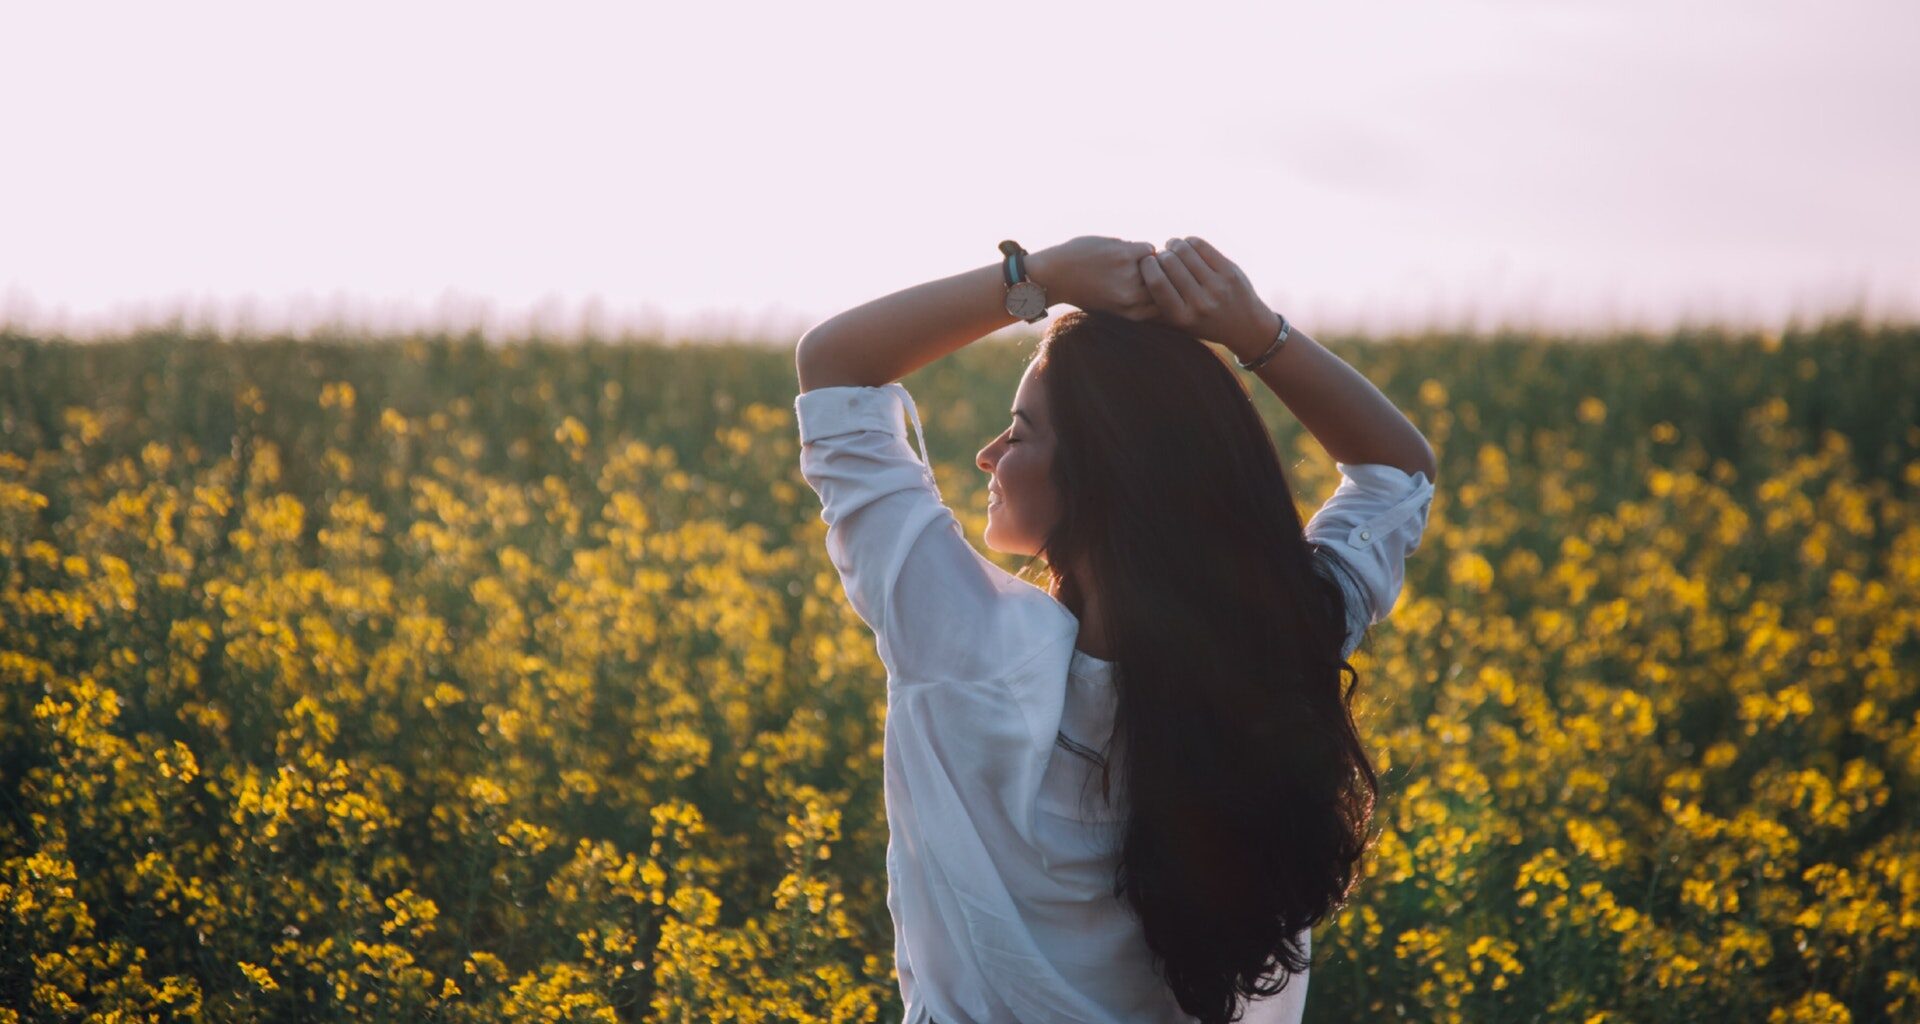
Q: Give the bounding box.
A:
[237,961,279,992]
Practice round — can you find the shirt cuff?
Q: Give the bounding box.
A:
[1329,462,1435,549]
[795,382,930,464]
[1334,461,1432,496]
[795,384,909,444]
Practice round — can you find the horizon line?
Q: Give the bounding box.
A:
[2,285,1914,346]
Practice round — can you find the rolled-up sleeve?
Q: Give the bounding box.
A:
[794,382,1067,686]
[1304,462,1436,656]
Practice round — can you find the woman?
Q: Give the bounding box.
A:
[793,236,1438,1024]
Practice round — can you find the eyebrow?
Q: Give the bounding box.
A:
[1011,409,1032,425]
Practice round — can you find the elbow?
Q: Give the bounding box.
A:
[1406,439,1439,488]
[795,334,835,393]
[796,333,889,392]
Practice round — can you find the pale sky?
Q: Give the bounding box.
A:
[3,0,1915,343]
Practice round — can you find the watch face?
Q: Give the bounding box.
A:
[1007,281,1046,320]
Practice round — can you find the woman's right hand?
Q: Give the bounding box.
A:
[1137,237,1283,360]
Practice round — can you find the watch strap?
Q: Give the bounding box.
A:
[998,240,1028,286]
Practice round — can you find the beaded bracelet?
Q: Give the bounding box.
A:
[1236,313,1291,371]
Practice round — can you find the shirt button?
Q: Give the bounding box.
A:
[846,397,856,407]
[1359,529,1372,541]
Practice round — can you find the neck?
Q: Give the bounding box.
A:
[1052,568,1112,661]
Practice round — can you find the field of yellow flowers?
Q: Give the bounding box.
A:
[2,319,1917,1023]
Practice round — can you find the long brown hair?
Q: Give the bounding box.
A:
[1016,309,1380,1022]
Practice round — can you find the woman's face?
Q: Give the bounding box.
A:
[975,362,1061,557]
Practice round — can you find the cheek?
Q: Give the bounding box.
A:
[1006,451,1051,500]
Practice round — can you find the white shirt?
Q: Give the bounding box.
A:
[794,381,1436,1024]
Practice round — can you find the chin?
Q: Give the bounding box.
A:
[982,526,1021,557]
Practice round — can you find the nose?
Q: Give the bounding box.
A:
[976,441,998,474]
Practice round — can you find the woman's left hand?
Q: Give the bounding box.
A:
[1032,236,1162,321]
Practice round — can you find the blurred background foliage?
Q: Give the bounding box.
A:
[1,317,1916,1022]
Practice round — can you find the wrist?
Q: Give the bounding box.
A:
[1228,309,1286,364]
[1022,245,1070,309]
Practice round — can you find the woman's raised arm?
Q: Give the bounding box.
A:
[797,258,1032,392]
[1140,237,1438,483]
[796,236,1160,392]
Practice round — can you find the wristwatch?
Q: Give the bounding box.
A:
[999,240,1049,323]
